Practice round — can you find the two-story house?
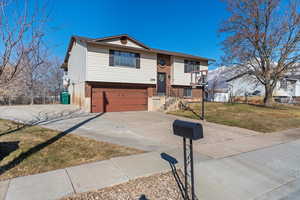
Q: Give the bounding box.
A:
[61,34,214,112]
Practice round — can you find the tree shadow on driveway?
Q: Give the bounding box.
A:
[0,109,93,137]
[0,125,28,137]
[0,113,104,175]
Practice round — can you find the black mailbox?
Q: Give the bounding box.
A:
[160,153,178,165]
[173,120,203,140]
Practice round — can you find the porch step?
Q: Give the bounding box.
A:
[161,97,181,112]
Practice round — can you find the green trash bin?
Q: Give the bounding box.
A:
[60,91,70,104]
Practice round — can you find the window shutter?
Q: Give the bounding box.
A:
[184,60,188,73]
[109,50,114,66]
[136,53,140,68]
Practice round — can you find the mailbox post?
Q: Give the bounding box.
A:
[173,120,203,200]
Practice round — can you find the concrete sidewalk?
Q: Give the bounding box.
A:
[195,139,300,200]
[0,150,210,200]
[2,138,300,200]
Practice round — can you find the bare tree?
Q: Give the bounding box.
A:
[49,58,64,101]
[42,57,63,103]
[0,0,50,90]
[24,40,49,104]
[0,63,28,104]
[220,0,300,106]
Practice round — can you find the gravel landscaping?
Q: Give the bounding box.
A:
[62,171,184,200]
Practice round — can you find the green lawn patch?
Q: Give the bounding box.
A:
[0,119,143,181]
[168,102,300,133]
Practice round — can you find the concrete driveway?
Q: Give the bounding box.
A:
[0,105,256,149]
[0,105,299,158]
[2,105,300,200]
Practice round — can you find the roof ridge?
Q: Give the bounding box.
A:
[93,33,129,41]
[93,34,150,49]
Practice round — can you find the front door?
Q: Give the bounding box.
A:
[157,72,166,95]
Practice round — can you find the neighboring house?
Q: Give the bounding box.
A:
[226,74,300,103]
[207,89,230,102]
[226,74,265,98]
[207,66,230,102]
[62,34,214,112]
[208,66,300,103]
[273,75,300,103]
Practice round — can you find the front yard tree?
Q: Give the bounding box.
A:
[220,0,300,106]
[0,0,50,94]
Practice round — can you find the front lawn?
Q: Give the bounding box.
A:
[0,119,143,181]
[168,102,300,133]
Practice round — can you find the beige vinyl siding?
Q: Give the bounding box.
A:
[68,40,87,84]
[86,46,157,84]
[67,40,87,106]
[105,38,144,49]
[172,57,208,86]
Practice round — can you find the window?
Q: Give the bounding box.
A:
[184,60,200,73]
[158,58,166,66]
[280,79,287,90]
[183,88,192,97]
[109,50,140,68]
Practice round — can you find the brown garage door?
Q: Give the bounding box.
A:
[91,87,148,112]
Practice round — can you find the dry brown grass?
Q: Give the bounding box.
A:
[0,119,143,181]
[232,96,264,104]
[169,102,300,133]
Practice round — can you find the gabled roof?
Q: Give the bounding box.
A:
[284,75,300,81]
[226,72,251,82]
[62,34,215,69]
[93,34,151,50]
[226,72,300,82]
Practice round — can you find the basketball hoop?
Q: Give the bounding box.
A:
[198,75,208,87]
[190,69,208,121]
[190,70,208,87]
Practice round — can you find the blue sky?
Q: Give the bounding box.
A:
[46,0,228,68]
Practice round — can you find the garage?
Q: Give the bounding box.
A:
[91,87,148,112]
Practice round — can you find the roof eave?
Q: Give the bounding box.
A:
[87,41,214,62]
[151,48,215,62]
[63,34,215,68]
